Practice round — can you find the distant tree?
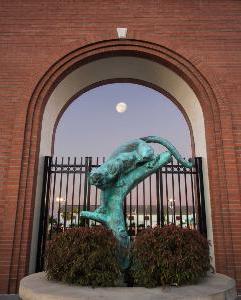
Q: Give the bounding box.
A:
[49,216,57,224]
[61,211,71,221]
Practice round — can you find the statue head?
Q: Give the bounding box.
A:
[89,159,121,188]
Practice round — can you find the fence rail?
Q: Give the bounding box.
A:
[36,156,207,272]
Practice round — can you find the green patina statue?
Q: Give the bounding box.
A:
[81,136,193,269]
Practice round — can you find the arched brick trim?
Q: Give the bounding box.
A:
[3,39,239,292]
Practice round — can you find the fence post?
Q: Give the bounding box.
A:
[195,157,207,237]
[86,157,92,226]
[36,156,52,272]
[156,171,160,226]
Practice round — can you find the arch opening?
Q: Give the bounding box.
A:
[29,55,214,272]
[53,82,194,158]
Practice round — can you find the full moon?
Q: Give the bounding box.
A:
[116,102,127,113]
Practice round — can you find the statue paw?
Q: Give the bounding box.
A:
[80,211,107,224]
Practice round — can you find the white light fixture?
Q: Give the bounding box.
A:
[117,28,127,39]
[56,197,65,203]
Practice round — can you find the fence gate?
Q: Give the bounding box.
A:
[36,156,207,271]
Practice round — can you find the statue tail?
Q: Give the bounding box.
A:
[140,136,193,168]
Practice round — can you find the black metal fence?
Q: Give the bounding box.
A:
[36,156,207,271]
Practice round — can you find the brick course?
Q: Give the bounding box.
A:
[0,0,240,294]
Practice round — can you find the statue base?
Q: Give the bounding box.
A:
[19,272,237,300]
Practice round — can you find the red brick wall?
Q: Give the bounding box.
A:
[0,0,240,293]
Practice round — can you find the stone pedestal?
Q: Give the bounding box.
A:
[19,272,237,300]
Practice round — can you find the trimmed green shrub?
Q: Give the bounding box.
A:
[130,225,210,287]
[45,226,121,287]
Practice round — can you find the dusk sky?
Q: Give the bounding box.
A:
[54,83,192,160]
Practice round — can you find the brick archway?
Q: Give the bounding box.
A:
[3,39,239,292]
